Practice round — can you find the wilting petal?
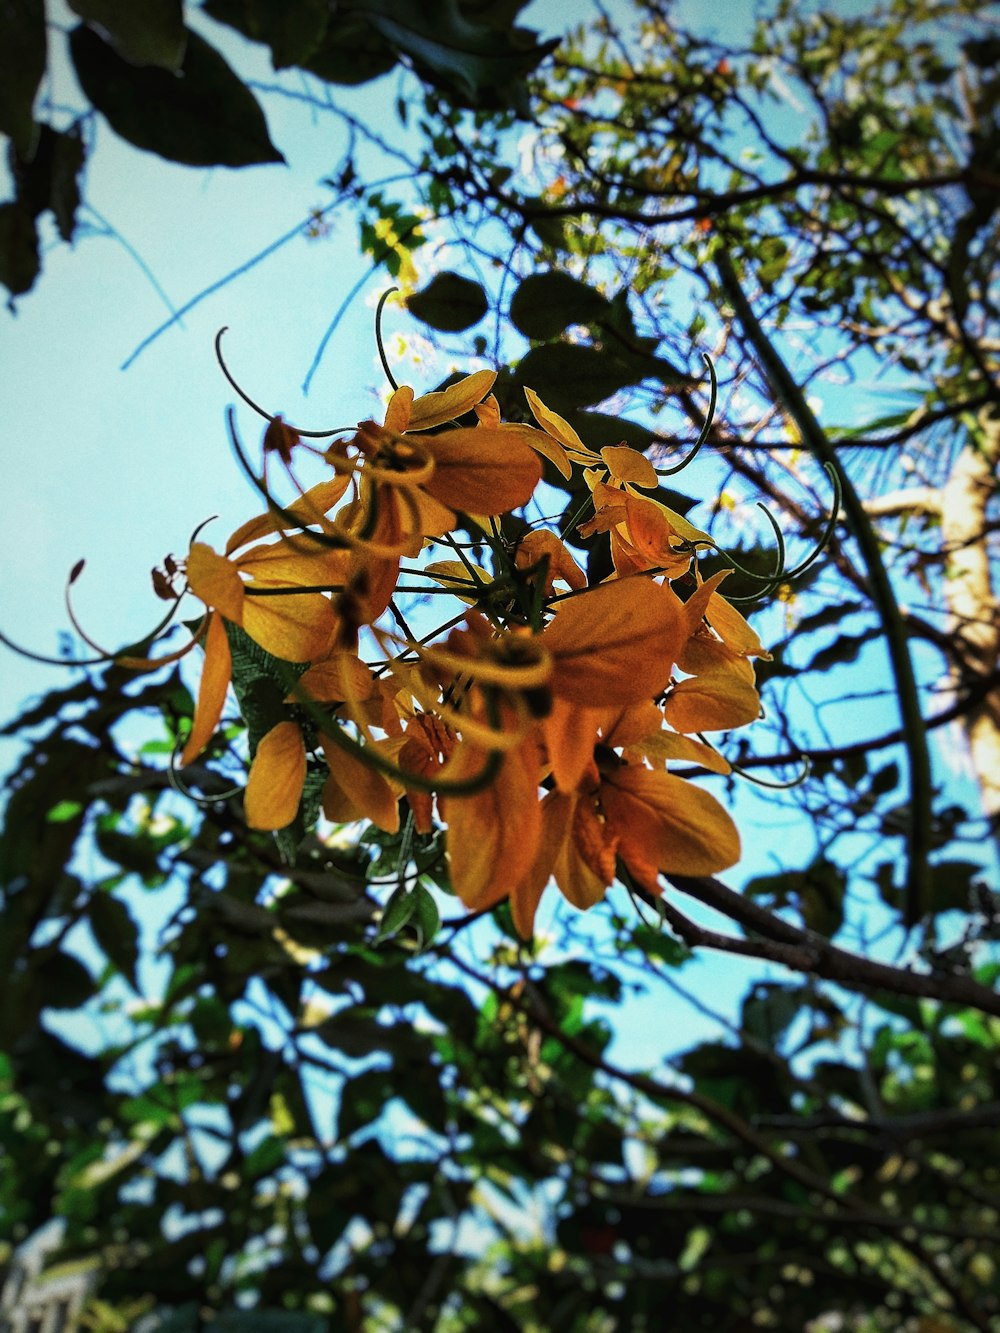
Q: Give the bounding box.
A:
[515,529,586,593]
[408,369,497,431]
[187,542,245,621]
[244,721,306,830]
[600,765,741,881]
[421,427,541,514]
[663,670,761,733]
[542,579,686,706]
[181,611,232,765]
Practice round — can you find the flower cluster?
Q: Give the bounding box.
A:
[157,366,770,937]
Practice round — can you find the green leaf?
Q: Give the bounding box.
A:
[69,26,284,168]
[0,0,46,157]
[68,0,186,70]
[800,859,846,938]
[510,271,611,340]
[39,951,96,1010]
[88,891,140,989]
[204,0,329,70]
[300,12,396,86]
[357,0,558,111]
[244,1133,286,1179]
[374,884,419,944]
[0,200,40,297]
[514,343,641,411]
[406,271,488,332]
[337,1067,395,1139]
[742,983,802,1046]
[409,882,440,951]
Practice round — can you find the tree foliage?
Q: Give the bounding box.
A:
[2,1,999,1330]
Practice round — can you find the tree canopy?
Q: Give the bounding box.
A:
[1,1,998,1330]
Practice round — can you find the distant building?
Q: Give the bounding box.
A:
[0,1222,100,1333]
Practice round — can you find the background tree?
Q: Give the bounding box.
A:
[2,1,999,1330]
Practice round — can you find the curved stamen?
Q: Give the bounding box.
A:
[228,408,352,551]
[730,755,811,788]
[0,625,109,667]
[375,287,400,392]
[215,327,354,439]
[655,353,717,477]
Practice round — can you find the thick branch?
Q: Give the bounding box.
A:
[664,873,1000,1018]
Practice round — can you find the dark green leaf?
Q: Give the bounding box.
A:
[68,0,186,70]
[0,200,39,297]
[69,26,284,167]
[0,0,46,157]
[406,271,488,332]
[510,271,611,339]
[204,0,328,70]
[88,891,140,989]
[39,950,96,1010]
[358,0,558,111]
[514,343,641,411]
[300,12,396,86]
[337,1067,395,1138]
[374,884,419,944]
[801,859,846,938]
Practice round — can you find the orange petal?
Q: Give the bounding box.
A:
[421,427,541,514]
[242,590,337,662]
[239,540,349,588]
[553,791,617,910]
[626,728,732,775]
[706,593,773,659]
[225,475,353,554]
[523,386,586,453]
[542,579,686,706]
[320,734,401,832]
[600,765,741,879]
[510,789,572,938]
[244,721,306,830]
[601,445,656,488]
[542,697,602,792]
[515,530,586,593]
[473,393,501,428]
[408,369,497,431]
[384,385,414,433]
[662,670,761,733]
[442,736,542,912]
[187,543,245,622]
[180,611,232,765]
